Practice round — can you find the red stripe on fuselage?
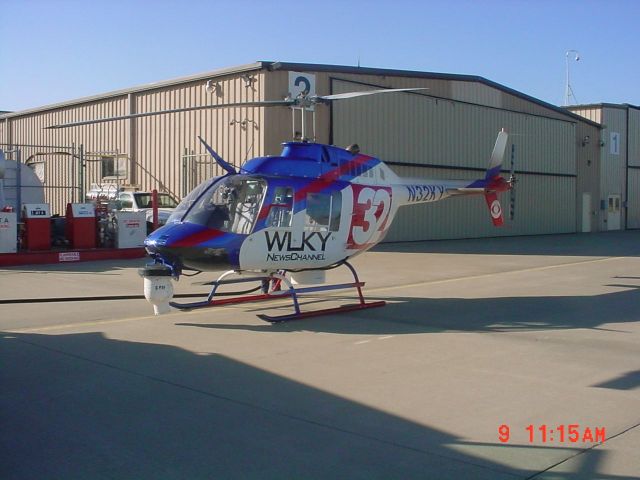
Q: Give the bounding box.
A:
[294,154,374,201]
[169,228,225,248]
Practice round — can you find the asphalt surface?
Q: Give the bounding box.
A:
[1,231,639,479]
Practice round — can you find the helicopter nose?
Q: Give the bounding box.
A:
[144,222,234,271]
[144,223,173,253]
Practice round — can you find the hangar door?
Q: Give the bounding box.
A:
[626,110,640,229]
[627,170,640,229]
[331,78,577,241]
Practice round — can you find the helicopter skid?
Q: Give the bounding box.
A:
[258,300,386,323]
[170,281,364,311]
[169,261,385,322]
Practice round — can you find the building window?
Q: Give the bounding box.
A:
[101,156,128,179]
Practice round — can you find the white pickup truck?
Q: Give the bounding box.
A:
[86,185,179,232]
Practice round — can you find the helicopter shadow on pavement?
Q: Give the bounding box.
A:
[176,283,640,337]
[1,329,585,480]
[373,231,640,258]
[0,257,148,275]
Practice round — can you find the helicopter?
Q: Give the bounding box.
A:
[47,86,515,322]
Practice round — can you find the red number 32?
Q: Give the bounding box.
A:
[348,185,392,248]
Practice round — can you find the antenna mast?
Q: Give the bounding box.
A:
[565,50,580,106]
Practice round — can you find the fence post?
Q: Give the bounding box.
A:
[152,189,159,231]
[79,144,85,201]
[16,148,21,223]
[182,148,187,198]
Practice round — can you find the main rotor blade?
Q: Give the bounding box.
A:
[44,87,429,129]
[316,87,428,102]
[45,99,294,129]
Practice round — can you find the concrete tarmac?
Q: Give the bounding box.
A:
[1,231,639,479]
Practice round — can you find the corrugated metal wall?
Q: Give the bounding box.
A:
[330,78,577,241]
[570,107,602,125]
[574,121,601,232]
[626,107,640,228]
[600,107,627,230]
[263,69,579,155]
[1,98,129,214]
[0,70,267,215]
[133,72,266,198]
[0,63,602,242]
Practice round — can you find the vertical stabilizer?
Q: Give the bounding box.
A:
[485,129,509,180]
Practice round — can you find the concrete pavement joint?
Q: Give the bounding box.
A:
[525,421,640,479]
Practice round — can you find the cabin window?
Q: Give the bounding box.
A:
[305,191,341,231]
[267,187,293,228]
[183,176,266,234]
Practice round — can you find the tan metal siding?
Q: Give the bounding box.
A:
[0,119,7,145]
[384,166,575,241]
[629,107,640,167]
[450,81,502,108]
[625,108,640,228]
[263,70,581,152]
[574,121,602,231]
[133,73,266,198]
[331,79,575,174]
[570,107,602,125]
[600,107,627,230]
[4,97,129,214]
[1,70,268,214]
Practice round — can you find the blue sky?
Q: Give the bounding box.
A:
[1,0,638,112]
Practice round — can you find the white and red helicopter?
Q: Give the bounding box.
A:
[48,88,514,322]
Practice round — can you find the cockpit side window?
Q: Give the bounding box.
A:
[183,176,266,234]
[267,187,293,228]
[229,179,266,234]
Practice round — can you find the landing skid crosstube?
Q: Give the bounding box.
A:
[169,261,385,322]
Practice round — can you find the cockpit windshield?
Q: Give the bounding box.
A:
[166,176,221,224]
[182,176,266,234]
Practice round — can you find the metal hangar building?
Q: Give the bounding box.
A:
[0,61,608,242]
[568,103,640,232]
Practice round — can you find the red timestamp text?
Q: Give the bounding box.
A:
[498,424,606,443]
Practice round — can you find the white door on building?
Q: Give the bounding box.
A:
[607,194,621,230]
[581,193,591,232]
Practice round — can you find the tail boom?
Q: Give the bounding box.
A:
[392,129,512,226]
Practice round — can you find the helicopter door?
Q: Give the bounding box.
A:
[229,179,267,234]
[266,187,294,228]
